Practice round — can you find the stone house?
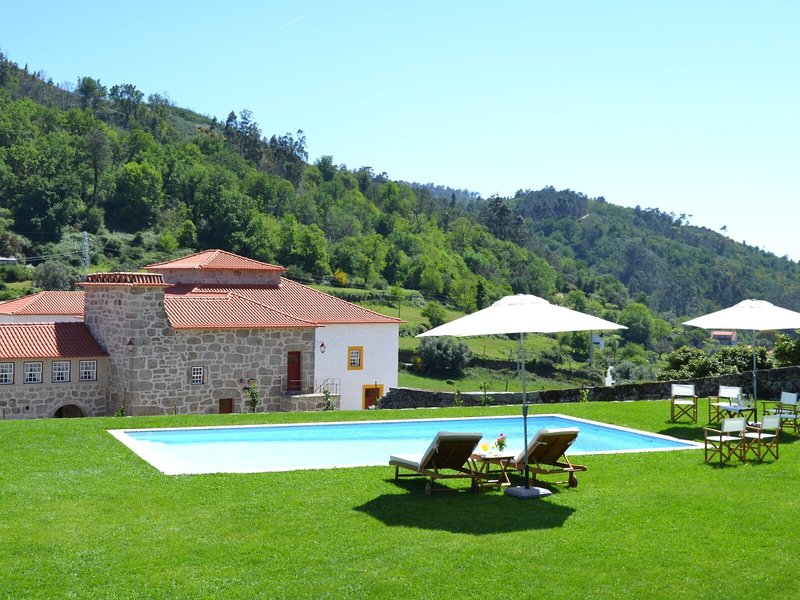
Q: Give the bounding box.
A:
[0,250,401,418]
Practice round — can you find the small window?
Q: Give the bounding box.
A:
[0,363,13,385]
[24,362,43,384]
[347,346,363,370]
[79,360,97,382]
[52,361,71,383]
[191,366,204,385]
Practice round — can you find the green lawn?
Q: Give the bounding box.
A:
[2,401,798,599]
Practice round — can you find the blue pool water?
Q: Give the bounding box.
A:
[109,414,700,475]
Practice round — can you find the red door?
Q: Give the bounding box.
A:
[363,385,383,409]
[287,352,301,392]
[219,398,233,414]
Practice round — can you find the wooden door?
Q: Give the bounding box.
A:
[287,351,302,392]
[219,398,233,414]
[363,384,383,410]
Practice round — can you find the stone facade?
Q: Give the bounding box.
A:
[0,357,107,419]
[82,274,316,417]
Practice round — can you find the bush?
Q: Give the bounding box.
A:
[0,264,33,283]
[773,334,800,367]
[415,337,472,377]
[421,301,447,328]
[659,344,773,380]
[399,323,426,337]
[34,260,78,291]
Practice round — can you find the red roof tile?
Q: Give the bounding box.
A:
[0,291,84,316]
[163,293,318,329]
[3,250,402,328]
[144,249,285,272]
[170,280,402,325]
[0,323,108,359]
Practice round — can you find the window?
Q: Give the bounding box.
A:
[79,360,97,381]
[347,346,363,370]
[191,366,204,385]
[23,362,43,384]
[52,361,71,383]
[0,363,12,385]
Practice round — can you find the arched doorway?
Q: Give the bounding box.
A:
[54,404,85,418]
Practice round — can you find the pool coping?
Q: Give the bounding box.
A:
[108,414,703,475]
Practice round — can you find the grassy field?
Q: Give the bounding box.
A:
[397,367,582,392]
[2,400,798,599]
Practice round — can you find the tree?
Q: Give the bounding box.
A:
[106,161,164,231]
[77,76,106,114]
[618,302,654,346]
[34,260,75,290]
[176,219,198,248]
[146,93,172,140]
[315,155,337,182]
[419,264,444,297]
[265,130,307,187]
[109,83,144,128]
[82,124,112,205]
[421,301,447,328]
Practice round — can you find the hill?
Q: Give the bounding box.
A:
[2,50,800,383]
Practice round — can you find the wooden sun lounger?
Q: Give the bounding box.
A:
[508,427,587,488]
[389,431,484,495]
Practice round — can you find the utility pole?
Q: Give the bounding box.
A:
[82,231,90,279]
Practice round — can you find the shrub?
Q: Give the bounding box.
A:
[421,301,447,328]
[659,344,773,380]
[416,337,472,377]
[774,334,800,367]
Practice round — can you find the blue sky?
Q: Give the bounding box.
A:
[2,1,798,259]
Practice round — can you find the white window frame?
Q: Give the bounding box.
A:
[52,361,71,383]
[24,362,43,384]
[0,363,13,385]
[347,346,363,370]
[191,366,204,385]
[79,360,97,382]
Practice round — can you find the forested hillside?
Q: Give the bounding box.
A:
[2,50,800,372]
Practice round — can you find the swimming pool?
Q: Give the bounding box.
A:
[109,414,701,475]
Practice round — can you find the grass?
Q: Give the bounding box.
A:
[398,366,582,392]
[2,400,798,598]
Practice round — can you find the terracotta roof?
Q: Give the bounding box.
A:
[0,323,108,359]
[144,249,285,272]
[0,291,84,316]
[163,293,318,329]
[169,279,402,325]
[79,272,169,287]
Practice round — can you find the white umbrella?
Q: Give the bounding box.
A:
[683,299,800,401]
[418,294,626,499]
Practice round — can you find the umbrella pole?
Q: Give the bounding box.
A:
[504,334,551,499]
[520,334,530,489]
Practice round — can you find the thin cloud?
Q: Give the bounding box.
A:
[278,16,303,31]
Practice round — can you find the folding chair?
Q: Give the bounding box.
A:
[763,392,798,435]
[744,415,781,462]
[708,385,743,424]
[703,418,746,466]
[670,383,698,423]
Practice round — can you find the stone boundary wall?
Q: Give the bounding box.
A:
[380,365,800,409]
